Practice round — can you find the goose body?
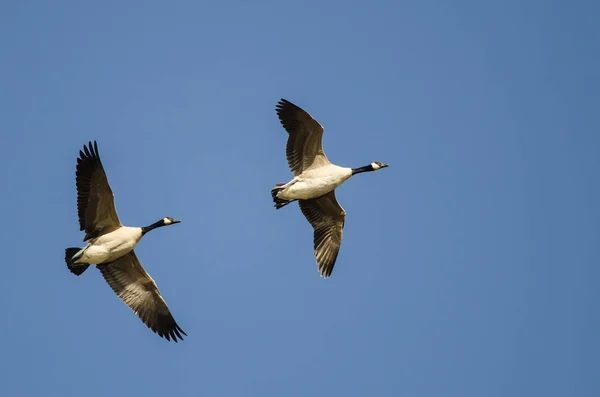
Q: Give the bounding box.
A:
[272,99,388,278]
[275,164,352,200]
[71,226,142,265]
[64,141,186,342]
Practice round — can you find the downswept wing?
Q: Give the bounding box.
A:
[97,251,186,342]
[76,141,122,240]
[298,191,346,278]
[276,99,330,176]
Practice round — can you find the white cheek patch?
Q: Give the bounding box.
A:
[163,217,172,225]
[371,162,381,170]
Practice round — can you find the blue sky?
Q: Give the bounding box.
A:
[1,0,598,396]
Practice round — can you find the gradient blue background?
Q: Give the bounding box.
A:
[1,1,598,396]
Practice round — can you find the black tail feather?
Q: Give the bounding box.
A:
[65,248,90,276]
[271,187,295,209]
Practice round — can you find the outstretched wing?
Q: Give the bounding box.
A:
[76,141,122,240]
[97,251,187,342]
[276,99,330,176]
[298,191,346,278]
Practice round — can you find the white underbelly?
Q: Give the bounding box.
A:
[279,178,345,200]
[79,243,135,264]
[78,227,141,264]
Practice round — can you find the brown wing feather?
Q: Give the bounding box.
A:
[276,99,329,176]
[76,141,122,240]
[97,251,186,342]
[298,191,346,278]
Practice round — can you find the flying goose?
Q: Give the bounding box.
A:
[272,99,388,278]
[64,141,186,342]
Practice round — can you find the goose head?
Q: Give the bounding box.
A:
[141,217,181,235]
[370,161,389,171]
[351,161,389,175]
[161,217,181,226]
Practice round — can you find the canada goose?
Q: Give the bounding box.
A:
[272,99,388,278]
[64,141,186,342]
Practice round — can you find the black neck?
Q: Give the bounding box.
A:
[141,219,166,235]
[351,164,375,175]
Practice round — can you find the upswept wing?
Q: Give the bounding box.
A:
[76,141,121,240]
[276,99,330,176]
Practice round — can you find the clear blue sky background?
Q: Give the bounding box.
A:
[1,1,598,396]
